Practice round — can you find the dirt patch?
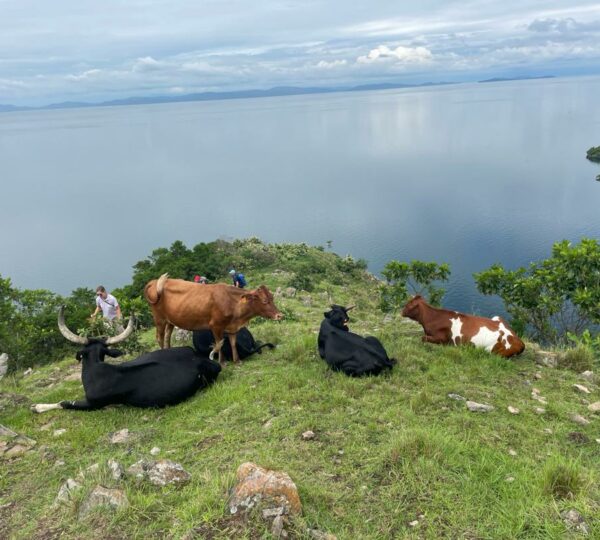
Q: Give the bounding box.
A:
[195,434,224,450]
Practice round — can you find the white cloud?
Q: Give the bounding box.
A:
[65,69,102,81]
[357,45,433,64]
[316,59,347,69]
[132,56,163,72]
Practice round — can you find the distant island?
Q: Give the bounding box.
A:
[586,146,600,163]
[478,75,555,83]
[0,81,455,114]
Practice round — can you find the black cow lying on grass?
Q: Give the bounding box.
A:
[31,307,221,413]
[318,304,396,377]
[192,327,275,362]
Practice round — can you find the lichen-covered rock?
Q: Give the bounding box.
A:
[109,428,134,444]
[54,478,82,506]
[0,353,8,380]
[466,401,494,413]
[0,424,36,459]
[78,485,128,519]
[125,459,151,481]
[535,350,558,368]
[147,460,191,486]
[561,509,589,535]
[228,462,302,516]
[108,459,125,480]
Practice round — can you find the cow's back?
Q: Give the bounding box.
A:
[149,280,240,330]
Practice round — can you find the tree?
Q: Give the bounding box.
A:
[474,238,600,344]
[380,260,451,312]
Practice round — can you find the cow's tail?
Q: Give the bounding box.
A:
[253,341,276,355]
[144,273,169,305]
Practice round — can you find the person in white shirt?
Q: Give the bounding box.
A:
[92,286,122,321]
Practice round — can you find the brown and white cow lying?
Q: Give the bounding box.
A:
[401,295,525,358]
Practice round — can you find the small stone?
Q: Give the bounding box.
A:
[535,350,558,368]
[146,460,191,487]
[507,406,520,415]
[587,401,600,413]
[108,459,124,480]
[109,429,133,444]
[535,407,546,415]
[573,384,591,394]
[54,478,82,506]
[570,414,590,426]
[466,401,494,412]
[271,515,285,537]
[54,460,66,467]
[150,447,161,456]
[126,459,150,481]
[534,372,543,380]
[409,520,419,527]
[263,418,276,430]
[302,431,316,441]
[505,476,515,483]
[262,507,285,518]
[78,485,129,519]
[53,429,67,437]
[580,370,594,382]
[543,428,553,434]
[561,509,590,535]
[447,393,466,401]
[596,439,600,444]
[508,449,517,456]
[23,368,33,376]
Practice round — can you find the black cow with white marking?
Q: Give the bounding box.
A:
[318,304,396,377]
[192,327,275,362]
[31,307,221,413]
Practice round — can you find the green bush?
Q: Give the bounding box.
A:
[379,260,451,312]
[586,145,600,163]
[475,238,600,345]
[559,346,595,372]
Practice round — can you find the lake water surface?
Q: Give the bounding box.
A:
[1,76,599,315]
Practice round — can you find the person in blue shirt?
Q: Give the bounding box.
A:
[229,269,247,288]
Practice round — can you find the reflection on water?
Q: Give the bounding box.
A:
[1,76,599,315]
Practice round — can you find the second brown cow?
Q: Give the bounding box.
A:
[144,273,282,364]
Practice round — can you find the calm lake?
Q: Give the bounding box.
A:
[1,76,599,315]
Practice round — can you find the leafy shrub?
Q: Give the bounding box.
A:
[379,260,451,312]
[586,145,600,163]
[475,238,600,345]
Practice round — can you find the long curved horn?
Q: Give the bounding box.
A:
[57,306,88,345]
[345,304,356,311]
[105,315,136,345]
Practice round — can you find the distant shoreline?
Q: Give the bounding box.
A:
[0,74,557,114]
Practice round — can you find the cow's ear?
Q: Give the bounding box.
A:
[241,293,256,304]
[324,311,331,318]
[106,348,124,358]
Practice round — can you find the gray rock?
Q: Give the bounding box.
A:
[466,401,494,413]
[23,368,33,376]
[150,446,161,456]
[0,424,36,459]
[271,515,285,537]
[78,485,129,519]
[126,459,150,480]
[507,406,520,415]
[108,459,124,480]
[448,393,466,401]
[146,460,191,486]
[561,509,589,535]
[262,507,285,518]
[54,478,82,506]
[283,287,297,298]
[109,428,133,444]
[580,370,594,382]
[570,414,590,426]
[587,401,600,413]
[300,295,312,307]
[0,353,8,380]
[573,384,591,394]
[535,351,558,368]
[302,430,316,441]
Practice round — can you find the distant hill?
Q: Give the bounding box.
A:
[0,81,456,113]
[478,75,555,83]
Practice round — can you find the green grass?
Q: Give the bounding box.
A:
[1,276,599,539]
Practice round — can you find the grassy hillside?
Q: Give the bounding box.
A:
[1,245,599,539]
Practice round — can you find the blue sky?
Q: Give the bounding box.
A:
[1,0,600,106]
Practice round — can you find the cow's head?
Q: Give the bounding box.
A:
[57,306,135,362]
[401,295,424,320]
[242,285,283,320]
[324,304,355,330]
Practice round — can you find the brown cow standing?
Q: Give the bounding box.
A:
[401,295,525,358]
[144,273,282,365]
